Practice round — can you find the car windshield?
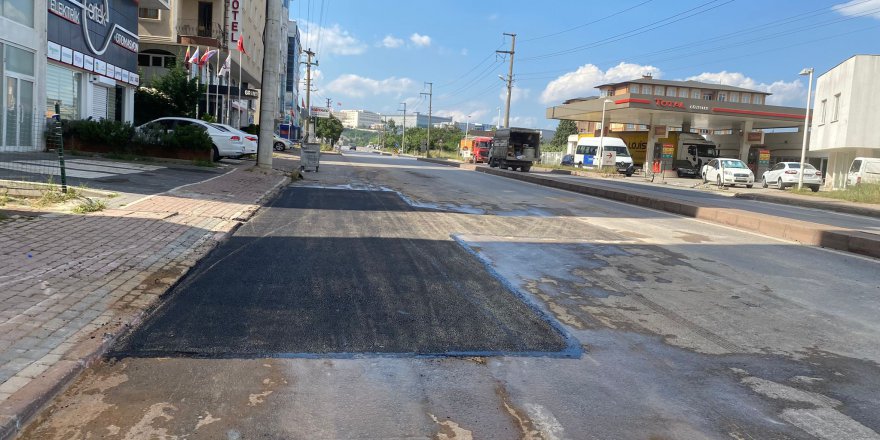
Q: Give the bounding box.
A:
[721,160,747,169]
[606,146,630,157]
[673,160,692,168]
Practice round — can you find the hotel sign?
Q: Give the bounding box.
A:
[47,0,139,74]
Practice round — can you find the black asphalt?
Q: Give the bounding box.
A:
[111,186,568,357]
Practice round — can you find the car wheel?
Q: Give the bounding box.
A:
[810,185,819,192]
[626,170,633,177]
[746,184,753,188]
[777,178,785,190]
[274,142,285,151]
[702,173,708,184]
[522,166,531,172]
[762,177,768,188]
[717,176,723,188]
[677,171,682,178]
[212,146,220,162]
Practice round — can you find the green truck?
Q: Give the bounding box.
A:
[488,128,541,172]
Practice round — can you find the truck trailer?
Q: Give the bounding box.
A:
[488,128,540,172]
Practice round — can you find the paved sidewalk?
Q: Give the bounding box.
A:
[0,159,295,439]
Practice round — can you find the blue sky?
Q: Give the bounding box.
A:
[289,0,880,130]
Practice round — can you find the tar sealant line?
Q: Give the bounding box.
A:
[112,349,582,360]
[450,233,583,358]
[125,167,238,208]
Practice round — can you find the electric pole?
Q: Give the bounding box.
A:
[421,82,432,157]
[399,102,407,153]
[303,49,317,142]
[256,0,282,169]
[496,33,516,128]
[326,98,331,110]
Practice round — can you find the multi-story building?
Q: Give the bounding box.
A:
[383,113,453,130]
[808,55,880,188]
[0,0,46,151]
[137,0,265,127]
[338,110,382,129]
[283,19,302,139]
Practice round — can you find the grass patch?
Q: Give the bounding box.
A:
[791,183,880,204]
[426,150,462,160]
[71,198,107,214]
[191,159,217,167]
[0,190,9,206]
[31,184,79,208]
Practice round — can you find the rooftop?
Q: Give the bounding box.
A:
[597,76,771,95]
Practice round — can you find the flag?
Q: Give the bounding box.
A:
[199,49,218,66]
[187,46,200,65]
[236,35,247,55]
[301,98,305,108]
[218,53,231,77]
[184,46,191,65]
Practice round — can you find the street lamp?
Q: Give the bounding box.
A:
[496,107,501,130]
[464,115,472,139]
[598,99,613,168]
[798,67,814,190]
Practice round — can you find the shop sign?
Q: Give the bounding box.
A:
[653,125,667,137]
[311,106,331,118]
[662,144,675,159]
[228,0,242,46]
[244,89,259,98]
[747,131,765,143]
[655,99,685,109]
[47,0,138,73]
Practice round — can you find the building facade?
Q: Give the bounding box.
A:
[338,109,382,129]
[383,113,452,130]
[808,55,880,189]
[0,0,46,151]
[283,19,302,138]
[137,0,265,127]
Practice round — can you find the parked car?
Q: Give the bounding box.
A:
[136,117,243,161]
[273,135,293,151]
[212,123,257,155]
[673,160,699,178]
[561,154,575,166]
[762,162,822,192]
[702,158,754,188]
[846,157,880,186]
[349,145,357,151]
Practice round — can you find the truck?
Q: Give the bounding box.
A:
[488,128,540,172]
[459,136,493,163]
[579,131,719,169]
[570,136,635,176]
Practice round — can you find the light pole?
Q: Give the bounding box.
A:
[464,115,472,139]
[400,102,407,153]
[598,99,613,168]
[496,107,501,130]
[797,67,814,191]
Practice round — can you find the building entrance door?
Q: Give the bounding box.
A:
[4,75,35,149]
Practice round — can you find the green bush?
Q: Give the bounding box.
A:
[66,119,135,146]
[135,124,212,151]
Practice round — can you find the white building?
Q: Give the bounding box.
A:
[338,110,382,129]
[0,0,46,151]
[809,55,880,189]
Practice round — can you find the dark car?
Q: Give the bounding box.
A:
[561,154,575,166]
[349,146,356,150]
[674,160,699,178]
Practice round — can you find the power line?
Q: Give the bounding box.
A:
[521,0,653,42]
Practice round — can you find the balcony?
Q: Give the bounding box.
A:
[176,20,226,48]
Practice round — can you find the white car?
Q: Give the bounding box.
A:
[702,158,754,188]
[212,123,257,155]
[137,117,243,161]
[762,162,822,192]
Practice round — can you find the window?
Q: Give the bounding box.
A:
[692,89,700,99]
[742,93,751,104]
[629,84,638,93]
[831,93,840,122]
[654,86,664,95]
[164,57,176,68]
[703,92,713,100]
[1,0,34,27]
[754,95,763,105]
[641,84,651,94]
[46,64,81,120]
[730,92,739,102]
[717,92,727,102]
[151,56,162,67]
[138,54,150,66]
[679,88,689,98]
[819,99,827,124]
[666,87,677,97]
[139,8,160,19]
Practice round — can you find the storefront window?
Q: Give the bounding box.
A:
[742,93,751,104]
[654,86,664,95]
[717,92,727,102]
[629,84,638,93]
[641,85,651,94]
[679,88,689,98]
[46,64,81,120]
[1,0,34,27]
[730,92,739,102]
[692,89,700,99]
[5,44,33,76]
[666,87,676,97]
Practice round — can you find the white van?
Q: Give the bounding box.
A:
[846,157,880,186]
[573,137,635,176]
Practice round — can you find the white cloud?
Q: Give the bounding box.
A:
[381,35,404,48]
[325,74,415,98]
[499,86,531,104]
[461,48,469,56]
[410,33,432,47]
[508,116,538,128]
[685,71,805,106]
[488,13,499,21]
[301,21,367,55]
[540,62,659,104]
[832,0,880,19]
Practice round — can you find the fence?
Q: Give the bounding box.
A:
[540,151,564,165]
[0,115,66,195]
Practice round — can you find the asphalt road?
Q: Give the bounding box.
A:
[22,150,880,439]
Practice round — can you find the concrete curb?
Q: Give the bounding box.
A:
[0,174,291,440]
[473,167,879,259]
[416,157,476,170]
[733,192,880,219]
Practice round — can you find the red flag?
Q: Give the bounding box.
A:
[301,98,305,108]
[236,36,247,55]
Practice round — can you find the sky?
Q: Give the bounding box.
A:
[288,0,880,130]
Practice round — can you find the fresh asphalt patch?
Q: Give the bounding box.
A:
[110,186,570,358]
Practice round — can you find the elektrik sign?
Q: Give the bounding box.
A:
[47,0,139,82]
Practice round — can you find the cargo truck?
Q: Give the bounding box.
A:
[578,131,719,169]
[488,128,540,172]
[459,136,493,163]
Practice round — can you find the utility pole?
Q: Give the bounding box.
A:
[326,98,331,110]
[382,116,387,151]
[399,102,407,153]
[496,33,516,128]
[421,82,432,157]
[256,0,282,169]
[303,49,317,142]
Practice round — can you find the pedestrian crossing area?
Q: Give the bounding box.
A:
[0,159,165,179]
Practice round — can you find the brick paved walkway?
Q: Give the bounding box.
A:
[0,160,293,437]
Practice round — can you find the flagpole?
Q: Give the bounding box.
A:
[225,60,231,125]
[237,49,243,127]
[215,49,221,121]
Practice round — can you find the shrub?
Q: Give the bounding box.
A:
[66,119,135,147]
[134,124,212,151]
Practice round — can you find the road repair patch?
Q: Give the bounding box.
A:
[110,187,570,358]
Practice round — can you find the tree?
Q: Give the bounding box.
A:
[149,64,204,118]
[316,114,344,145]
[550,119,578,149]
